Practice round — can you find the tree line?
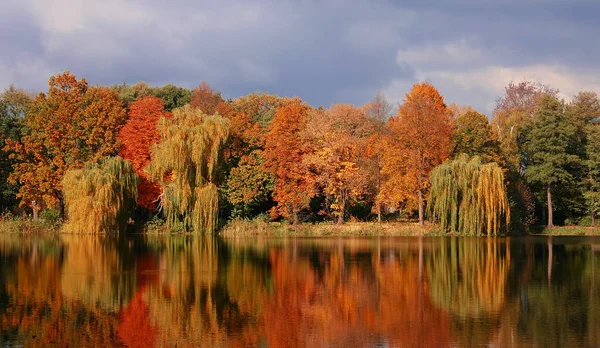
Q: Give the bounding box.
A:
[1,71,599,234]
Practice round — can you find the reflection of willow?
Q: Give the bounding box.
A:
[60,235,135,312]
[0,240,122,346]
[428,238,510,317]
[144,235,225,346]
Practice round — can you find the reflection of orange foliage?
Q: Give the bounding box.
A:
[263,247,452,348]
[117,254,159,348]
[1,253,121,346]
[373,255,452,347]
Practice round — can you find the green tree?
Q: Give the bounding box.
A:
[522,95,579,228]
[451,110,501,163]
[0,86,33,211]
[147,105,230,234]
[584,124,600,225]
[151,84,191,112]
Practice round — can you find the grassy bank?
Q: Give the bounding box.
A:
[4,214,600,236]
[531,225,600,236]
[219,219,445,237]
[0,216,61,234]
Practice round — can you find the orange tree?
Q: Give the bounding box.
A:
[303,104,373,224]
[118,96,166,210]
[380,82,453,225]
[264,98,313,224]
[7,71,126,214]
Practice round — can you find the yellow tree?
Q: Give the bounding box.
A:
[380,82,452,225]
[303,104,373,224]
[147,105,230,234]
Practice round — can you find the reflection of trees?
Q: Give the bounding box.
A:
[428,238,510,317]
[60,235,135,311]
[0,237,122,346]
[262,243,452,348]
[2,235,600,347]
[507,243,600,348]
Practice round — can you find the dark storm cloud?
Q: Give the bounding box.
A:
[1,0,599,114]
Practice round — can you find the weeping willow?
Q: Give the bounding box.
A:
[62,156,138,233]
[429,154,510,236]
[147,104,230,234]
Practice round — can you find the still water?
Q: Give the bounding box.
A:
[0,234,599,347]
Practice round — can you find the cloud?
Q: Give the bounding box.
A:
[386,37,600,115]
[1,0,599,111]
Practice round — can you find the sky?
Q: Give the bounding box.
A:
[2,0,600,115]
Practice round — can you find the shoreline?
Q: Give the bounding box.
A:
[3,217,600,236]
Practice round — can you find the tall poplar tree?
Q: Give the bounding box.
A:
[522,95,579,228]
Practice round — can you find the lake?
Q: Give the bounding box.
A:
[0,234,598,347]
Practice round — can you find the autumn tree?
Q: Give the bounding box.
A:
[451,110,501,163]
[7,72,127,216]
[190,82,226,116]
[118,96,167,210]
[303,104,373,224]
[264,98,312,224]
[380,82,453,225]
[0,86,33,211]
[522,94,579,228]
[366,91,393,223]
[221,94,289,219]
[147,105,230,233]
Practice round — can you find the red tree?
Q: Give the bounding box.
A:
[119,96,166,210]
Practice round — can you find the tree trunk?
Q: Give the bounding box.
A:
[377,150,382,224]
[337,196,346,225]
[32,201,40,221]
[417,189,424,226]
[547,184,554,228]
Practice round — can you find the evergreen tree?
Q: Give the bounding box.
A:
[522,95,579,227]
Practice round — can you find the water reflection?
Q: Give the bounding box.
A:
[0,234,599,347]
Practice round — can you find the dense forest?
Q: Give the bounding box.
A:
[1,71,599,234]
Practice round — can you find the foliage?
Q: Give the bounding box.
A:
[7,72,127,212]
[111,81,153,108]
[147,105,230,234]
[264,98,313,224]
[221,151,274,219]
[380,82,453,225]
[231,92,287,127]
[451,110,501,163]
[62,156,138,233]
[0,85,33,211]
[429,154,510,235]
[118,96,166,210]
[522,94,580,227]
[151,84,192,111]
[303,104,373,223]
[190,81,227,116]
[492,80,558,172]
[584,123,600,225]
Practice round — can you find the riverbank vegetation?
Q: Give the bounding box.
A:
[1,72,599,235]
